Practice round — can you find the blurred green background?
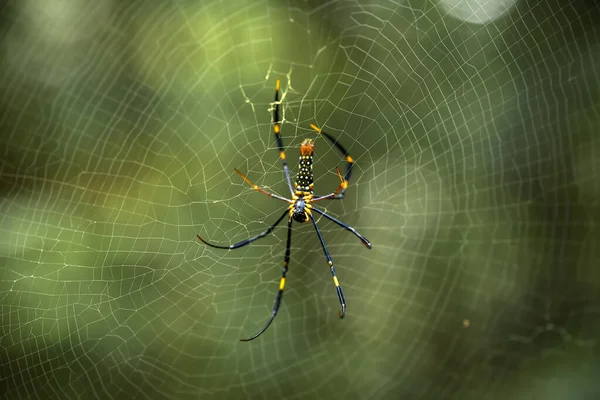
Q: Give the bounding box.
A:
[1,0,599,399]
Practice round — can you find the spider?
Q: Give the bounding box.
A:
[197,79,372,342]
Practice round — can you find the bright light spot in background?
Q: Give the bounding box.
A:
[438,0,518,24]
[1,0,112,87]
[21,0,112,44]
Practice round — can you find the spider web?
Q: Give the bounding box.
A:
[1,0,600,398]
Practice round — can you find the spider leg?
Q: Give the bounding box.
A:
[234,169,291,203]
[309,213,346,319]
[312,167,346,202]
[273,80,294,195]
[240,216,293,342]
[197,209,288,250]
[309,124,354,200]
[311,206,372,249]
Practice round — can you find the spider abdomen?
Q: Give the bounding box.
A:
[295,139,314,193]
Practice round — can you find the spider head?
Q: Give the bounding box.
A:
[292,197,309,223]
[300,139,314,156]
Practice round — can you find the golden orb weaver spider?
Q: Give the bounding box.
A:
[197,79,372,342]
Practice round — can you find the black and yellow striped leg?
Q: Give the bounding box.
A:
[309,213,346,319]
[274,80,294,195]
[310,124,354,199]
[312,206,372,249]
[240,217,293,342]
[197,209,288,250]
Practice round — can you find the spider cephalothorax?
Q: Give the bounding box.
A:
[291,195,310,223]
[197,79,371,342]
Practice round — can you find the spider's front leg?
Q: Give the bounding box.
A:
[240,216,293,342]
[197,209,289,250]
[309,213,347,319]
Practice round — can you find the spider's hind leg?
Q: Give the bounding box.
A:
[273,80,294,195]
[309,124,354,200]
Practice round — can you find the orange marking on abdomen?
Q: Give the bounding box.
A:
[300,139,314,156]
